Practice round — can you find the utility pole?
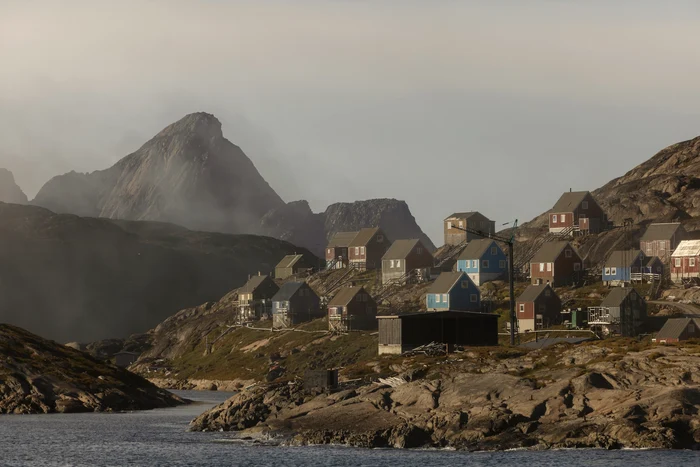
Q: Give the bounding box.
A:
[453,220,518,345]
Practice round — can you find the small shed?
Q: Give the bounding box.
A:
[378,311,498,355]
[114,351,140,368]
[271,281,322,328]
[327,286,377,332]
[426,271,480,312]
[516,284,562,332]
[274,254,315,280]
[652,317,700,344]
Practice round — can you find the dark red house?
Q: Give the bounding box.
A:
[348,227,389,270]
[549,191,607,235]
[530,241,583,286]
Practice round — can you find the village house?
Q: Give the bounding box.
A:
[377,311,498,355]
[548,191,607,235]
[327,286,377,332]
[381,239,434,285]
[443,212,496,246]
[602,250,648,286]
[425,271,481,312]
[455,239,508,286]
[271,282,322,329]
[325,231,359,269]
[588,287,647,337]
[671,240,700,283]
[348,227,389,270]
[652,317,700,344]
[274,254,315,280]
[640,222,687,261]
[516,284,562,332]
[529,241,583,286]
[238,274,280,322]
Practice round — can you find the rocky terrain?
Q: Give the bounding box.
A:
[0,324,184,414]
[0,202,315,343]
[190,341,700,451]
[0,169,28,205]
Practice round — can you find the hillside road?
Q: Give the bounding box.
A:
[648,300,700,316]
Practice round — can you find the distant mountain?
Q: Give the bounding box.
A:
[33,113,284,234]
[0,203,316,343]
[0,169,28,204]
[260,198,436,256]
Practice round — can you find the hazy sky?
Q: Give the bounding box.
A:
[3,1,700,243]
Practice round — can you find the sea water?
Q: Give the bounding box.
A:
[0,390,697,467]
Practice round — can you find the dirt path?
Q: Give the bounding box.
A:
[649,300,700,316]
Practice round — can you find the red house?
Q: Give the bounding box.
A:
[530,241,583,286]
[325,231,359,269]
[348,227,389,270]
[549,191,607,235]
[671,240,700,283]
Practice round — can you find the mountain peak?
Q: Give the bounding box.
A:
[0,168,28,204]
[155,112,223,142]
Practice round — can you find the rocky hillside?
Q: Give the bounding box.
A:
[33,113,284,234]
[0,202,315,343]
[0,169,28,204]
[261,199,436,256]
[190,341,700,451]
[0,324,183,414]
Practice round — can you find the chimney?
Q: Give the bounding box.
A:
[569,188,572,192]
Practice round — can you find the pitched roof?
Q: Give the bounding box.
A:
[655,317,699,340]
[348,227,381,247]
[640,223,683,242]
[276,254,303,269]
[383,239,423,260]
[600,287,640,307]
[645,256,662,267]
[272,282,306,301]
[517,284,557,303]
[458,239,498,260]
[239,274,271,293]
[672,240,700,257]
[530,241,578,263]
[428,271,469,294]
[327,231,359,248]
[605,250,645,268]
[327,286,367,307]
[551,191,591,212]
[445,211,481,220]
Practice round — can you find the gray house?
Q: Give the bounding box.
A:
[381,239,434,285]
[238,274,280,322]
[271,281,322,328]
[588,287,646,337]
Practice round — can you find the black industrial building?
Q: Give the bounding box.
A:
[377,311,498,355]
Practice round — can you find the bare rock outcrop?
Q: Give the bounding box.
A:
[0,169,28,205]
[0,324,184,414]
[190,344,700,451]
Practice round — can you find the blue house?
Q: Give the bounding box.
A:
[426,271,481,312]
[603,249,652,285]
[455,239,508,286]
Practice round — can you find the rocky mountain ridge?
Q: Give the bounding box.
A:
[0,168,28,205]
[0,202,316,343]
[0,324,183,414]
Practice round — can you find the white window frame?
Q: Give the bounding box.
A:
[675,258,682,267]
[327,248,332,254]
[442,293,448,303]
[360,246,365,254]
[355,247,360,255]
[539,263,545,272]
[472,260,478,268]
[561,214,566,223]
[610,267,617,275]
[604,267,611,275]
[447,221,452,229]
[691,258,696,267]
[519,304,525,313]
[470,294,478,303]
[396,259,401,268]
[459,220,464,228]
[552,214,558,224]
[546,263,552,272]
[482,260,489,268]
[390,259,395,268]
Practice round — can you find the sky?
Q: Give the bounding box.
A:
[3,1,700,244]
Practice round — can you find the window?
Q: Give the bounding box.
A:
[417,247,423,254]
[610,267,617,275]
[519,304,525,313]
[461,280,469,289]
[442,294,448,303]
[539,263,545,272]
[459,220,464,228]
[377,235,384,242]
[675,258,682,267]
[472,260,478,268]
[355,247,360,255]
[327,248,332,254]
[561,214,566,223]
[692,258,697,267]
[396,260,401,268]
[544,289,551,297]
[390,259,395,268]
[552,215,558,224]
[605,268,611,275]
[574,263,581,271]
[546,263,552,272]
[690,323,696,333]
[470,294,478,303]
[360,246,365,254]
[447,221,452,229]
[582,201,589,209]
[491,247,497,255]
[565,249,572,258]
[499,260,506,268]
[482,260,489,268]
[656,266,662,273]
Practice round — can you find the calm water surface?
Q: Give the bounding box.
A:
[0,390,698,466]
